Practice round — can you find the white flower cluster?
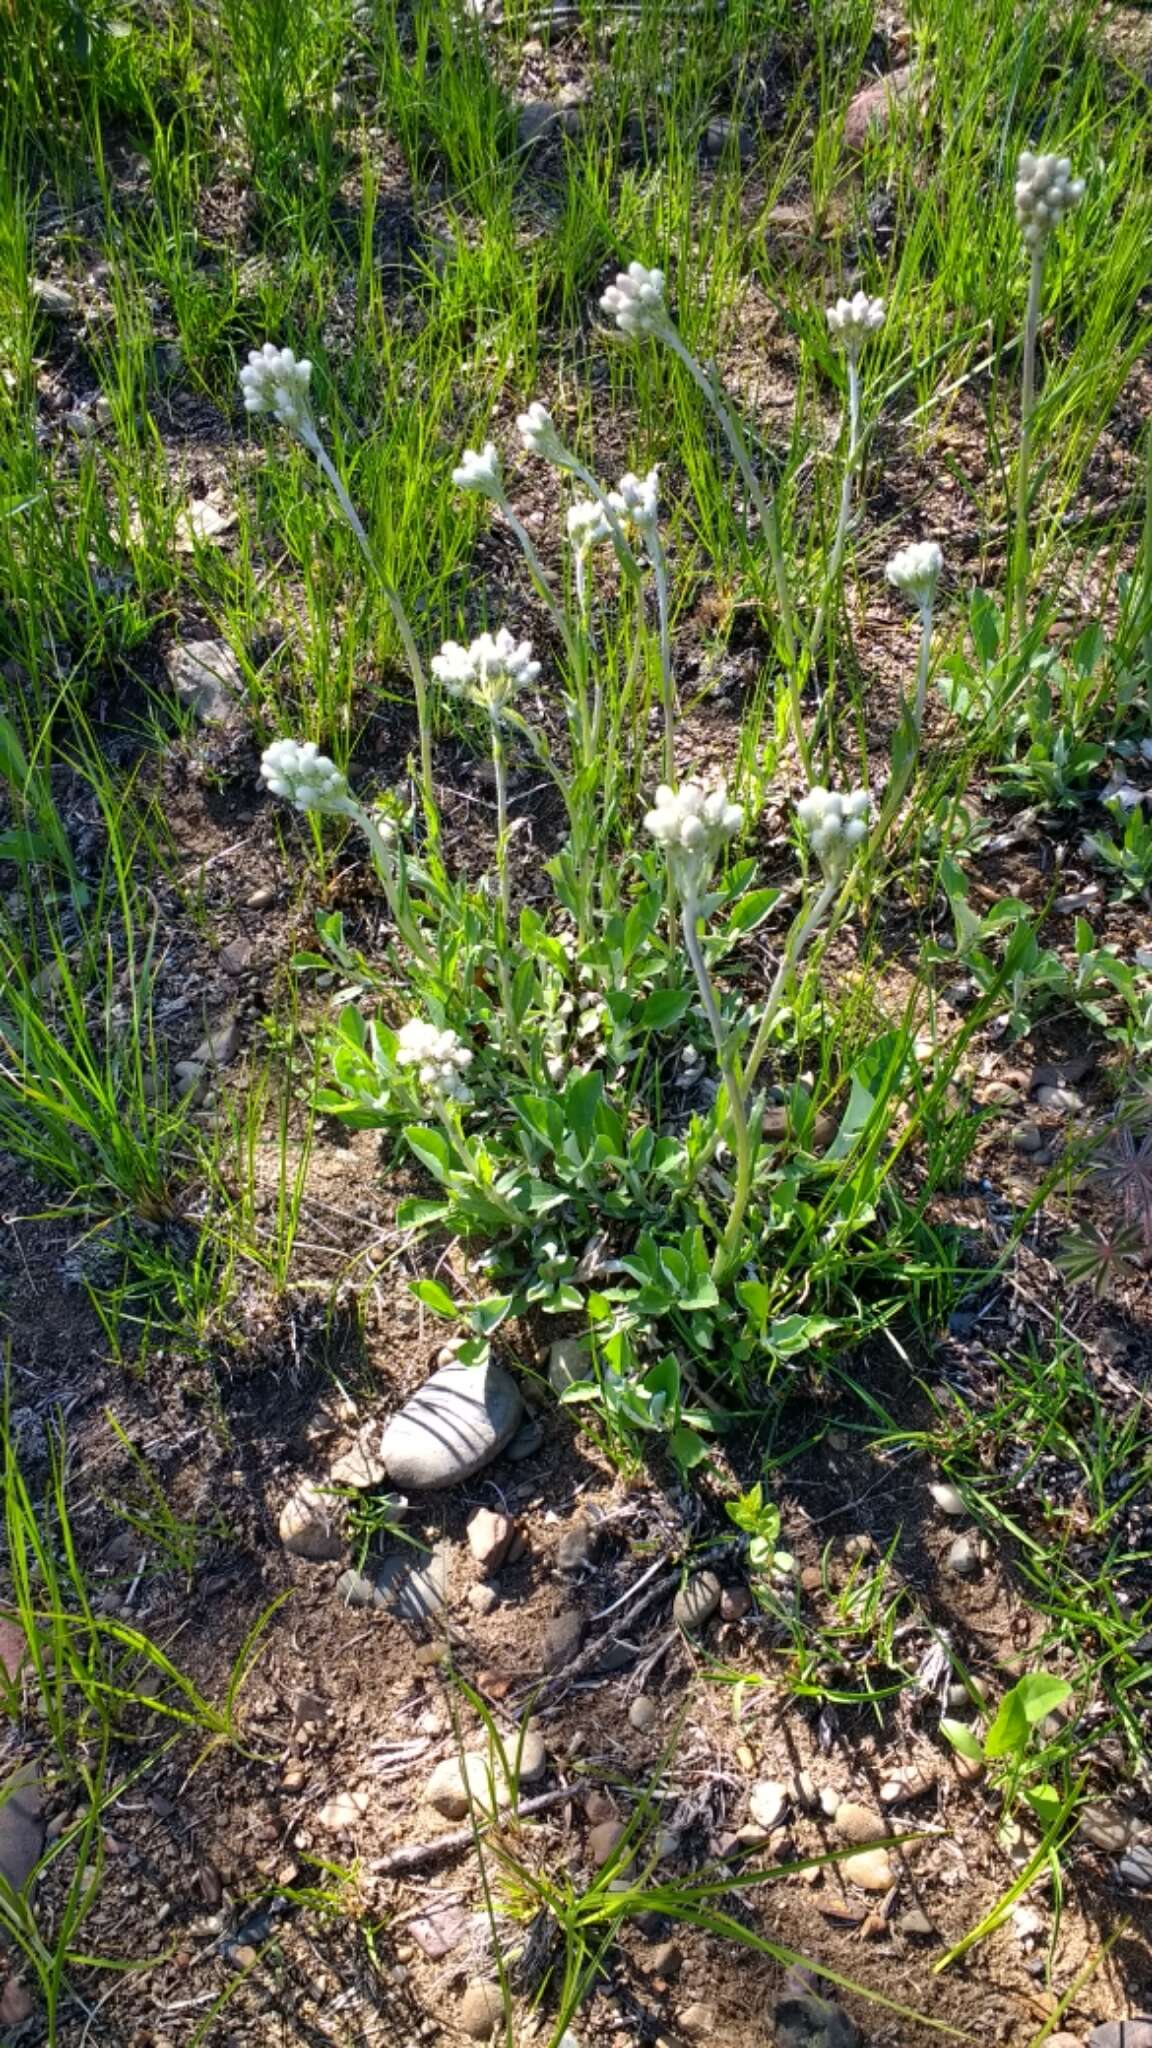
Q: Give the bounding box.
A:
[395,1018,473,1100]
[516,402,569,463]
[260,739,350,814]
[452,441,503,498]
[1014,152,1085,247]
[239,344,314,432]
[566,498,611,555]
[645,780,743,891]
[796,785,871,879]
[600,262,668,338]
[886,539,943,610]
[608,467,660,536]
[826,292,885,349]
[431,628,541,719]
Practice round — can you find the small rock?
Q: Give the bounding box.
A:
[380,1363,522,1489]
[373,1543,450,1623]
[32,279,76,315]
[63,408,97,438]
[166,638,243,725]
[1077,1801,1132,1854]
[219,937,255,976]
[898,1907,936,1938]
[774,1988,861,2047]
[1044,2038,1085,2048]
[647,1937,682,1978]
[1035,1085,1083,1114]
[458,1979,506,2040]
[173,1059,208,1103]
[628,1695,658,1732]
[929,1481,967,1517]
[842,64,915,150]
[1012,1120,1044,1154]
[317,1790,367,1831]
[1118,1844,1152,1889]
[0,1979,35,2024]
[1090,2026,1152,2048]
[328,1431,391,1490]
[468,1584,498,1616]
[720,1584,753,1620]
[556,1516,596,1571]
[229,1945,258,1971]
[842,1847,894,1892]
[946,1535,980,1578]
[548,1338,589,1394]
[794,1772,820,1813]
[517,100,579,145]
[424,1755,502,1822]
[678,2004,715,2038]
[951,1750,985,1785]
[703,115,755,161]
[245,884,276,909]
[335,1569,378,1609]
[509,1729,547,1785]
[880,1767,936,1805]
[819,1786,842,1817]
[542,1608,585,1670]
[588,1819,630,1869]
[506,1416,544,1461]
[834,1802,885,1845]
[408,1898,469,1959]
[584,1789,617,1825]
[673,1570,721,1633]
[750,1782,790,1831]
[467,1507,516,1575]
[278,1483,343,1562]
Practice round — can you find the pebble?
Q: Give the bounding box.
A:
[1078,1801,1132,1854]
[509,1729,547,1785]
[880,1767,936,1805]
[335,1569,378,1609]
[678,2004,715,2038]
[1012,1120,1044,1153]
[842,1848,894,1891]
[278,1483,343,1562]
[458,1980,506,2039]
[628,1695,658,1733]
[1044,2038,1084,2048]
[317,1790,367,1831]
[373,1543,449,1622]
[842,64,914,149]
[898,1907,936,1938]
[749,1781,790,1831]
[951,1750,985,1785]
[32,278,76,315]
[1118,1844,1152,1890]
[1035,1085,1083,1114]
[794,1771,820,1813]
[380,1363,522,1489]
[245,885,276,910]
[819,1786,841,1818]
[835,1801,885,1845]
[703,114,755,161]
[946,1535,980,1578]
[1090,2026,1152,2048]
[588,1819,630,1869]
[647,1937,682,1978]
[542,1609,585,1670]
[467,1507,516,1575]
[506,1416,544,1461]
[424,1755,503,1822]
[328,1432,392,1490]
[720,1584,753,1620]
[775,1990,861,2047]
[548,1338,589,1394]
[468,1584,498,1616]
[166,638,243,726]
[673,1570,721,1634]
[929,1481,967,1516]
[556,1516,596,1571]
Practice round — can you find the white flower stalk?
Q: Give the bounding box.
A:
[452,440,504,500]
[516,401,571,464]
[1011,152,1083,640]
[260,738,352,816]
[239,344,314,433]
[796,785,872,882]
[600,261,804,765]
[1014,152,1085,248]
[607,467,660,543]
[825,293,885,349]
[566,498,611,559]
[240,344,435,837]
[431,628,540,723]
[611,467,676,776]
[395,1018,473,1101]
[645,780,743,901]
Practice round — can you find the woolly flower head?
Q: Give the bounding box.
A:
[600,262,668,338]
[1014,151,1085,247]
[826,292,885,349]
[886,540,943,611]
[394,1018,473,1101]
[607,467,660,537]
[516,402,570,464]
[566,498,611,555]
[239,344,314,432]
[261,738,351,815]
[644,780,743,891]
[431,627,541,720]
[796,785,872,879]
[452,441,503,499]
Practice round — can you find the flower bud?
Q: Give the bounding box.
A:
[644,778,743,893]
[825,292,885,349]
[599,262,669,338]
[886,539,943,611]
[797,784,872,880]
[452,441,504,499]
[260,738,351,816]
[431,628,541,721]
[516,402,570,464]
[238,343,314,433]
[1014,148,1084,242]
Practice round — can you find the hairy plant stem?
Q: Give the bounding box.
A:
[490,721,526,1068]
[866,601,934,865]
[300,426,438,846]
[660,324,809,776]
[740,875,838,1107]
[497,501,592,763]
[809,347,862,678]
[650,535,676,782]
[680,893,754,1282]
[1013,241,1046,642]
[356,809,435,966]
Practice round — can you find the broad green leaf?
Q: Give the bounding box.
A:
[403,1123,453,1181]
[725,887,781,936]
[408,1278,457,1319]
[939,1718,984,1762]
[983,1673,1071,1759]
[638,987,694,1031]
